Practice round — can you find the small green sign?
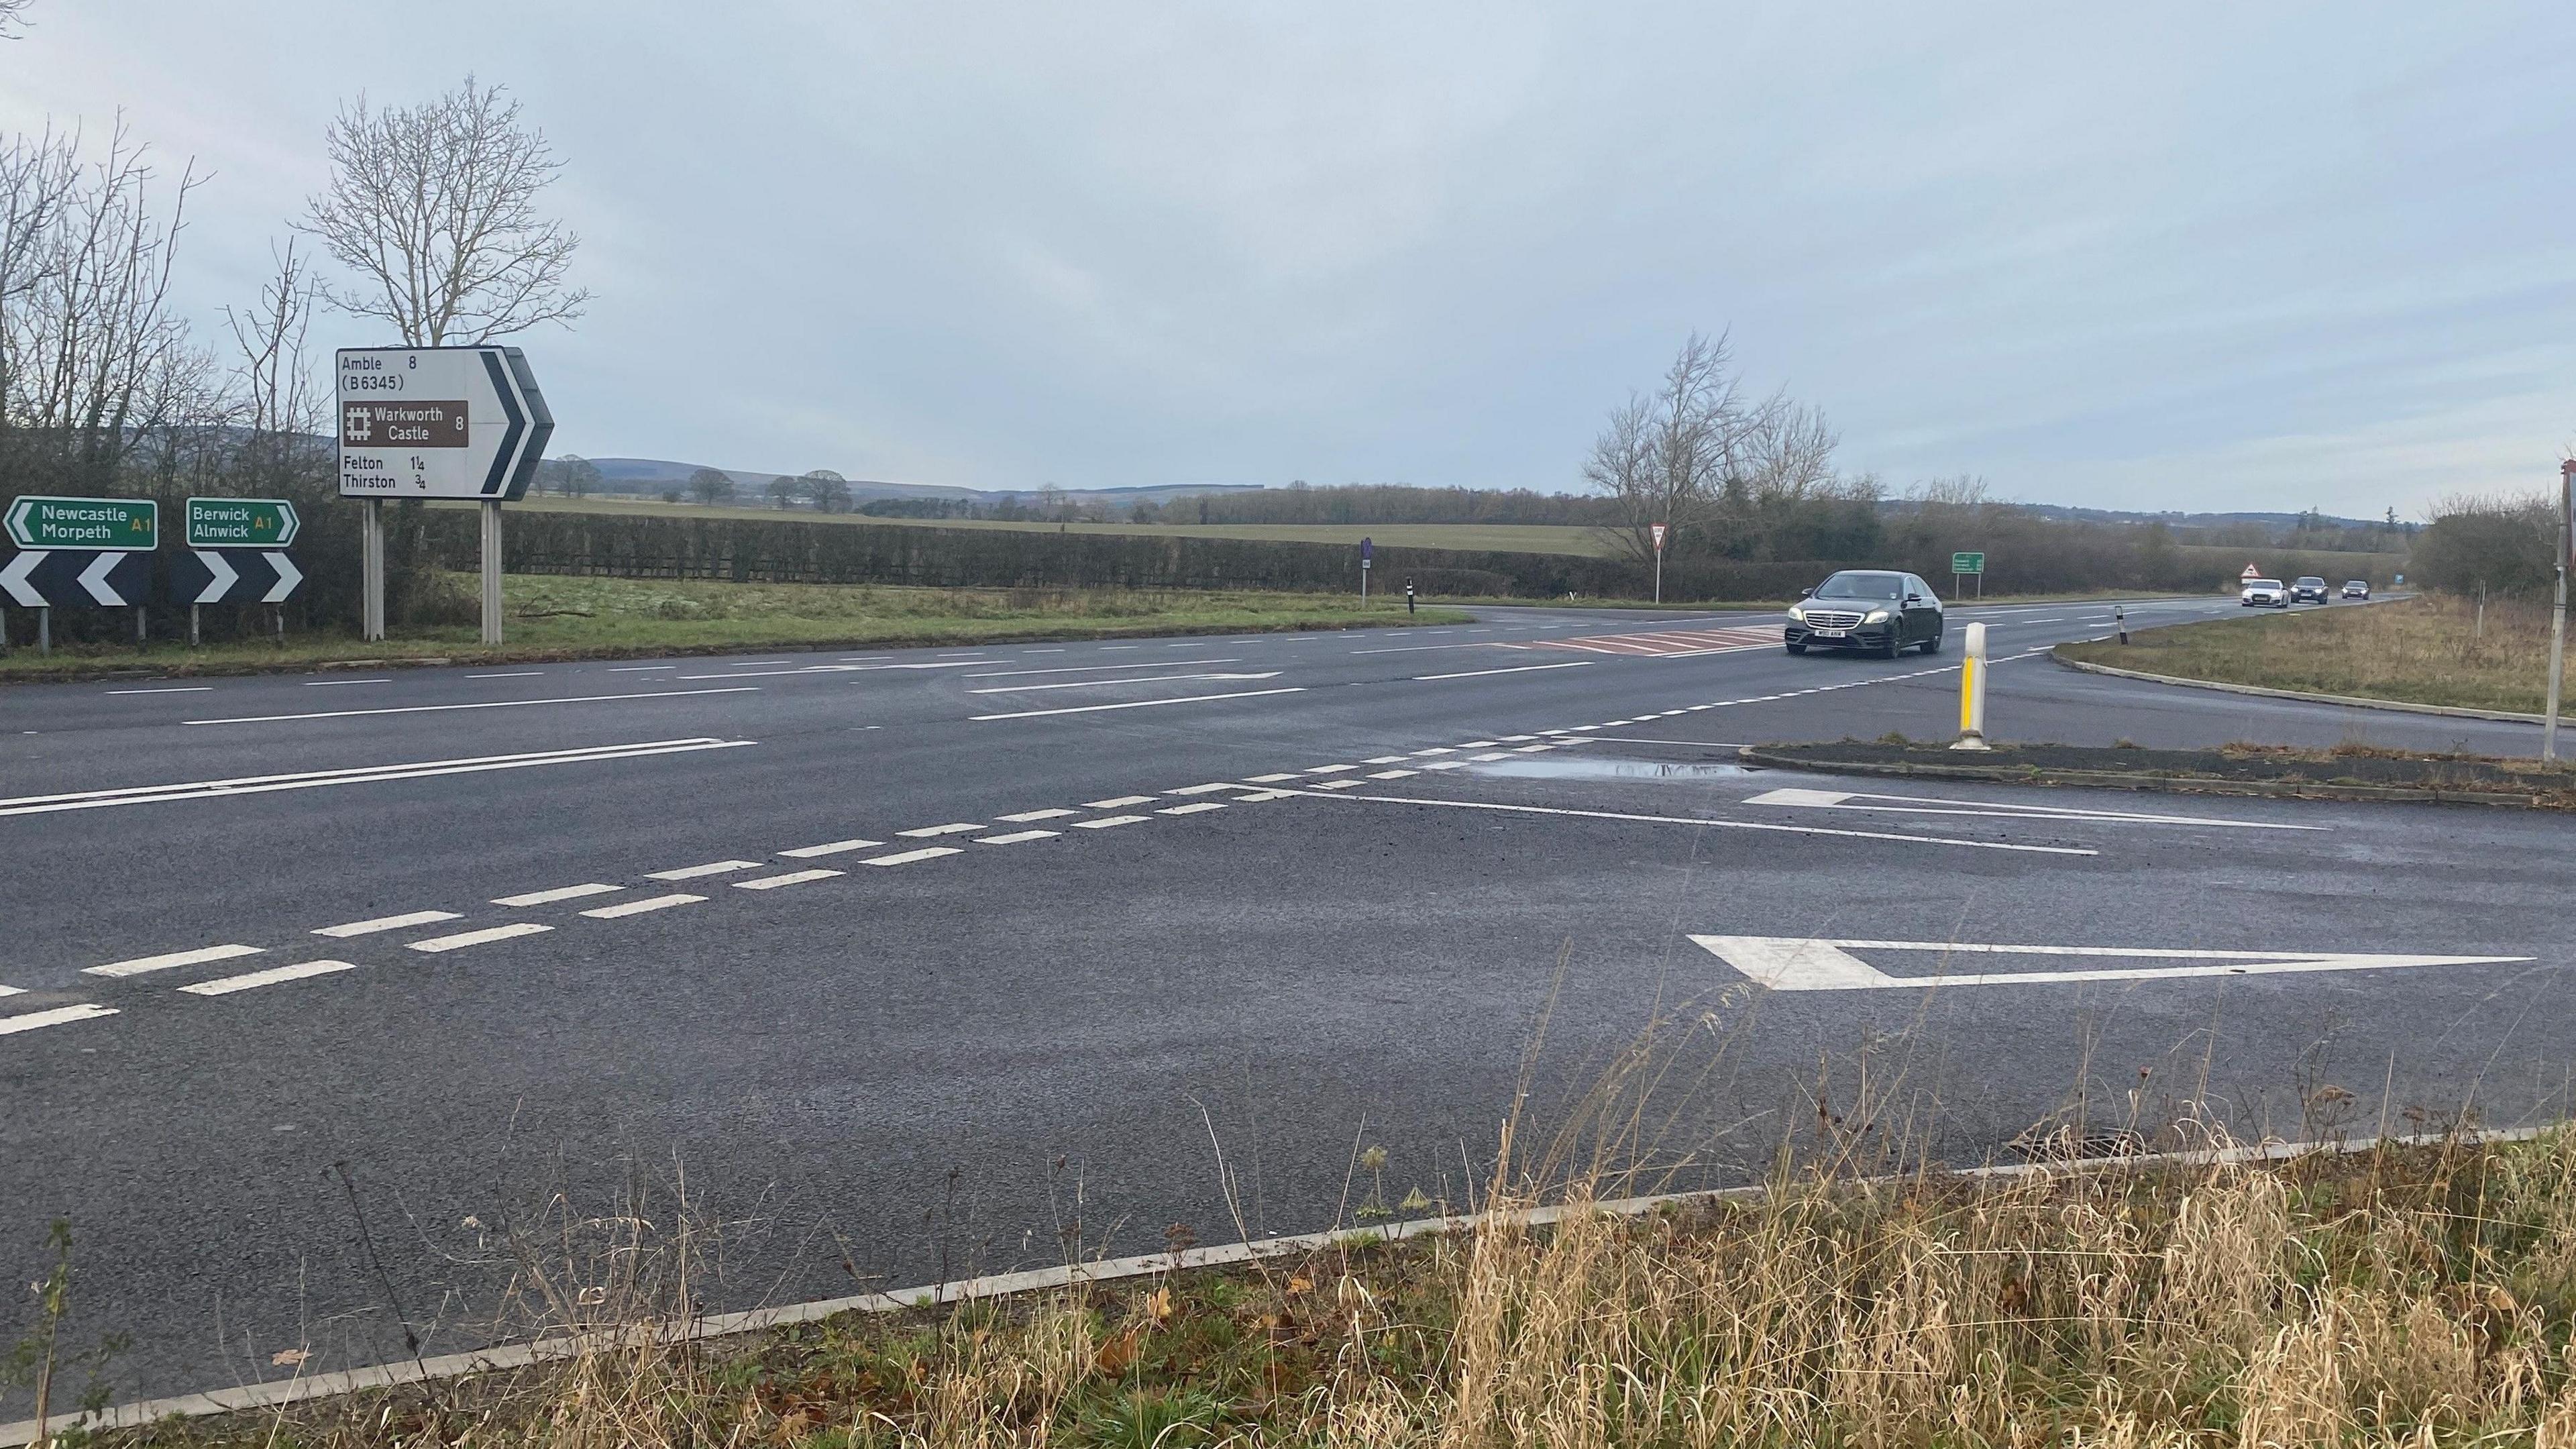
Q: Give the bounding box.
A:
[4,495,157,551]
[185,496,300,549]
[1951,551,1985,575]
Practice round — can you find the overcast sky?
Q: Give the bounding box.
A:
[9,2,2573,516]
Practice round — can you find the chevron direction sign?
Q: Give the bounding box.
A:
[3,495,158,608]
[170,549,302,605]
[0,548,152,608]
[335,347,553,500]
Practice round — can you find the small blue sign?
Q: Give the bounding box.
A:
[1360,536,1373,564]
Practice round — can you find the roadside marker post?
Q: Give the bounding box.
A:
[1951,621,1990,751]
[2546,460,2572,763]
[1359,536,1372,606]
[2115,603,2127,645]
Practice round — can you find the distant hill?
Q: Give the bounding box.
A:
[582,458,1258,507]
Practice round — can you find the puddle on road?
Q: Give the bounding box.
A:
[1468,758,1762,782]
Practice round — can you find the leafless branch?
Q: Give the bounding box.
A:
[299,76,590,346]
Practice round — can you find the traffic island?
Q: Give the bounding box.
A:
[1739,738,2576,810]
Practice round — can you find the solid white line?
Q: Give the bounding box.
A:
[84,943,263,979]
[1587,736,1748,748]
[609,665,676,672]
[862,846,962,865]
[1350,641,1513,654]
[968,671,1269,694]
[491,883,620,906]
[179,959,362,997]
[0,739,757,818]
[969,686,1305,721]
[1083,795,1159,808]
[975,829,1059,845]
[185,687,759,726]
[646,859,763,880]
[0,1004,118,1036]
[108,686,211,694]
[305,678,390,687]
[734,869,843,890]
[898,822,985,837]
[778,839,884,858]
[1158,802,1228,815]
[965,659,1239,679]
[1415,661,1596,682]
[409,923,552,953]
[1072,814,1149,828]
[1270,790,2099,855]
[582,893,705,918]
[314,910,462,938]
[678,661,1002,680]
[468,672,545,679]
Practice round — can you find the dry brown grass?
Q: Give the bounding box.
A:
[2060,594,2562,715]
[80,1128,2576,1448]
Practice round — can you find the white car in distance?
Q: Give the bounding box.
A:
[2240,578,2289,608]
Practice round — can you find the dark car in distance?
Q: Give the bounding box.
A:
[2291,576,2330,603]
[2343,580,2371,600]
[1786,570,1945,657]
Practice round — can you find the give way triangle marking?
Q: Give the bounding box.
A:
[1690,935,2535,991]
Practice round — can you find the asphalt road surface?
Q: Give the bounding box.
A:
[5,594,2567,1407]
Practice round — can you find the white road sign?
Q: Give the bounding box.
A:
[335,347,554,500]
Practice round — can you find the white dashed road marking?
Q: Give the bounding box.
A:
[1071,814,1149,828]
[996,808,1079,822]
[1158,802,1228,815]
[898,823,987,837]
[734,869,843,890]
[179,959,362,997]
[778,839,885,858]
[0,1004,119,1036]
[314,910,462,938]
[647,860,764,880]
[1083,796,1159,808]
[976,830,1060,845]
[492,883,621,907]
[583,893,706,918]
[409,923,553,953]
[85,943,263,979]
[863,847,963,866]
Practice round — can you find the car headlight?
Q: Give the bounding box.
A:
[1786,605,1805,621]
[1864,608,1892,623]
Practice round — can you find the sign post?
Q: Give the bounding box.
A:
[1650,523,1668,604]
[337,346,553,645]
[2546,460,2572,763]
[3,496,159,652]
[175,498,305,645]
[1359,536,1373,606]
[1951,550,1984,600]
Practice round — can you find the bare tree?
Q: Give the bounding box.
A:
[0,119,207,488]
[558,453,600,497]
[686,467,733,505]
[300,77,590,345]
[1585,333,1752,562]
[767,476,798,509]
[225,239,325,438]
[801,469,849,513]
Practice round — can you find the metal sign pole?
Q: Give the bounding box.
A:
[480,499,504,646]
[362,498,385,641]
[38,606,48,655]
[2544,461,2572,763]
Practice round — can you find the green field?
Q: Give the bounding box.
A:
[2060,593,2558,715]
[480,495,1621,557]
[0,576,1470,681]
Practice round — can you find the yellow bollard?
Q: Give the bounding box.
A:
[1951,621,1990,750]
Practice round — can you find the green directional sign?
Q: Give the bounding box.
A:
[1951,551,1986,575]
[185,496,301,549]
[4,495,158,551]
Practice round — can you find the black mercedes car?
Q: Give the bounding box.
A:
[1785,570,1945,657]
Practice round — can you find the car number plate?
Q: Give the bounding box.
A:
[1813,628,1847,639]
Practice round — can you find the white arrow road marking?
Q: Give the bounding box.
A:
[969,686,1306,721]
[77,551,121,604]
[1413,661,1597,681]
[968,671,1283,694]
[0,739,754,817]
[192,550,237,604]
[261,551,300,602]
[0,550,45,606]
[1691,936,2537,991]
[1741,788,2328,831]
[1271,789,2096,855]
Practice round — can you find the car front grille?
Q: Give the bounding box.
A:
[1803,610,1864,629]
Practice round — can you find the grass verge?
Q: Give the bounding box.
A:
[54,1130,2576,1447]
[0,576,1472,682]
[1747,738,2576,808]
[2060,594,2561,715]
